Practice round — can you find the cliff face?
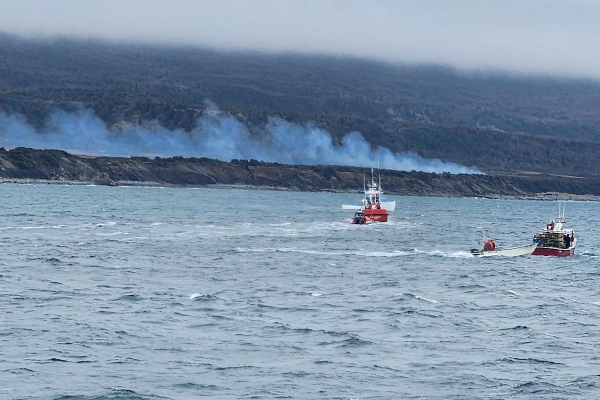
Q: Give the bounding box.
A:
[1,147,599,198]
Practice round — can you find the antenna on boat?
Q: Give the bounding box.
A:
[377,151,381,190]
[370,168,375,187]
[477,227,486,246]
[558,201,566,223]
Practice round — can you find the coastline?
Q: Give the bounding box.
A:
[3,177,599,202]
[3,147,600,201]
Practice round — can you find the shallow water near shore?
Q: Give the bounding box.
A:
[1,184,600,399]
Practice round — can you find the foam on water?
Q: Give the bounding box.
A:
[396,292,440,304]
[190,293,213,300]
[414,248,475,258]
[236,247,474,259]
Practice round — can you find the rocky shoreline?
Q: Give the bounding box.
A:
[2,178,599,202]
[2,147,600,200]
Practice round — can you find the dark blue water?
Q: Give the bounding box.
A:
[1,184,599,399]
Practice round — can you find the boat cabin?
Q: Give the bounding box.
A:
[533,219,575,250]
[534,230,574,250]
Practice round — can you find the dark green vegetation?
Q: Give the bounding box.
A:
[1,33,600,189]
[2,147,599,199]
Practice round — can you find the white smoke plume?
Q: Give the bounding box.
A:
[0,102,482,174]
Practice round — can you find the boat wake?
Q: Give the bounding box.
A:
[235,247,474,259]
[413,248,474,258]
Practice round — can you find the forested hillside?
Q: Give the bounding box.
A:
[1,33,600,177]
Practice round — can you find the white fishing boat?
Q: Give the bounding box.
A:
[470,230,536,257]
[470,243,537,257]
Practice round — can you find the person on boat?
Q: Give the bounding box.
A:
[353,210,366,224]
[483,238,496,252]
[547,219,555,230]
[564,234,571,249]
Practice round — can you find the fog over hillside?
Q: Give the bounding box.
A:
[2,0,600,79]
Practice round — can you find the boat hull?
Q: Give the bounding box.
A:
[363,208,389,222]
[471,244,537,257]
[531,246,575,257]
[351,218,373,225]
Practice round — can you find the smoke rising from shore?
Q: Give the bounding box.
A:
[0,103,482,174]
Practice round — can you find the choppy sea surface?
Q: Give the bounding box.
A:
[1,184,600,400]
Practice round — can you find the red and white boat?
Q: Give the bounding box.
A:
[342,169,395,223]
[532,204,576,257]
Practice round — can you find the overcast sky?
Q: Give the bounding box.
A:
[2,0,599,79]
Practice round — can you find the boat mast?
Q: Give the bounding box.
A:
[371,168,374,187]
[377,151,381,192]
[558,201,566,223]
[477,227,486,247]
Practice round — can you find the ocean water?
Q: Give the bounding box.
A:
[1,184,599,400]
